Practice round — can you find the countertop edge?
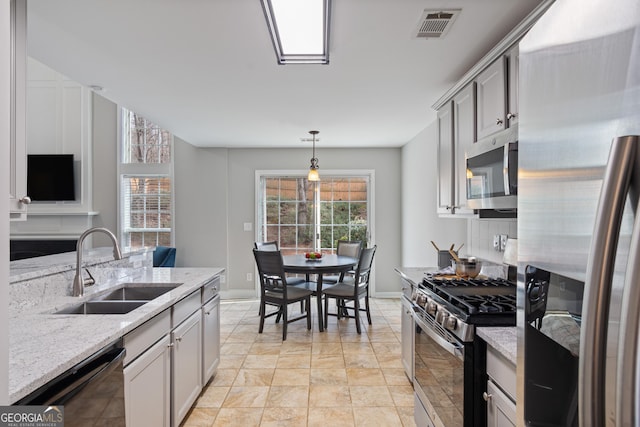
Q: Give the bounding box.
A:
[476,326,517,365]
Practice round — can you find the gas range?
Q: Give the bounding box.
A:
[411,274,516,342]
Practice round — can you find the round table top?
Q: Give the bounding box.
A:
[282,254,358,274]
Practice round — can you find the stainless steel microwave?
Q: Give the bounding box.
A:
[466,129,518,210]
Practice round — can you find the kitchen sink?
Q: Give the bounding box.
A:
[54,300,147,315]
[93,283,182,301]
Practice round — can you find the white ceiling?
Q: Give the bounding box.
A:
[26,0,542,148]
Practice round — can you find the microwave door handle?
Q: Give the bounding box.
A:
[580,135,637,427]
[616,135,640,427]
[503,144,511,195]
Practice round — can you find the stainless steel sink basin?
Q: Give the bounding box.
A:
[94,283,182,301]
[55,300,147,315]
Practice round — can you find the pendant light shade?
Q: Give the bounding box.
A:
[307,130,320,181]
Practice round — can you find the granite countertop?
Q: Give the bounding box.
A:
[394,266,437,287]
[9,266,224,403]
[477,327,517,365]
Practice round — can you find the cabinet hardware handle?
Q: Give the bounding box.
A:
[176,337,182,342]
[483,392,493,402]
[205,311,211,315]
[167,343,174,348]
[19,196,31,205]
[496,118,504,125]
[507,112,516,120]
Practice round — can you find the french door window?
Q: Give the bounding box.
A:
[257,173,372,255]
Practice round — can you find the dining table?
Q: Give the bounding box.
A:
[282,254,358,332]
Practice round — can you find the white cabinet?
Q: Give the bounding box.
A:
[400,294,414,382]
[485,345,517,427]
[476,57,507,140]
[506,45,519,127]
[436,101,454,215]
[486,379,516,427]
[124,335,171,427]
[202,294,220,385]
[9,0,29,221]
[172,309,203,427]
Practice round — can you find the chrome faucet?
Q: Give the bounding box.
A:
[73,227,122,297]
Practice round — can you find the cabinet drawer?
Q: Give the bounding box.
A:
[486,345,516,401]
[173,290,201,326]
[124,308,171,366]
[202,277,220,304]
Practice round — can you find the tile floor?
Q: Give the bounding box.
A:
[181,298,415,427]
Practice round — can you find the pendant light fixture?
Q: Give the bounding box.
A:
[307,130,320,181]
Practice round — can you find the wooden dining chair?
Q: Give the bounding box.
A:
[323,245,376,334]
[323,240,363,284]
[253,249,315,340]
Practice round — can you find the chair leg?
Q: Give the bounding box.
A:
[306,298,312,330]
[275,306,282,323]
[365,294,372,325]
[259,300,266,333]
[324,295,329,328]
[282,304,288,341]
[354,298,362,334]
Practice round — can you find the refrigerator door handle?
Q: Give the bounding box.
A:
[616,135,640,427]
[580,135,637,427]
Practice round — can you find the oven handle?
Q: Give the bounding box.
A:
[413,309,464,361]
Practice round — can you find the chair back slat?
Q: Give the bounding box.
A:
[336,240,363,258]
[352,246,376,292]
[254,241,279,251]
[253,249,289,295]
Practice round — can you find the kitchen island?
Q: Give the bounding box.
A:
[9,255,223,404]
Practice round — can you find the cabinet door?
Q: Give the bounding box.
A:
[9,0,28,220]
[202,294,220,385]
[400,296,414,382]
[452,83,476,215]
[507,45,519,127]
[436,101,454,215]
[172,310,203,427]
[486,379,516,427]
[476,57,507,140]
[124,335,171,427]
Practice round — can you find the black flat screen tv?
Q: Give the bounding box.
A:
[27,154,76,201]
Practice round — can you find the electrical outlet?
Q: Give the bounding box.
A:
[246,273,253,281]
[493,235,501,251]
[500,235,509,252]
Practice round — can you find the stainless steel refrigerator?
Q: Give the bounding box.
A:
[517,0,640,426]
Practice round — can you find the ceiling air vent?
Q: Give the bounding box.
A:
[415,9,461,39]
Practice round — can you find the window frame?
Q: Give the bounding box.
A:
[117,107,175,251]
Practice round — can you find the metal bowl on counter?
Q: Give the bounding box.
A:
[451,257,482,278]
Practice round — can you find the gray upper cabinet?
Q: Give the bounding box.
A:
[436,101,454,215]
[506,45,519,127]
[9,0,29,221]
[476,56,507,140]
[452,83,476,216]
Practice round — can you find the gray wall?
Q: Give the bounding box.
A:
[173,145,402,298]
[400,120,467,267]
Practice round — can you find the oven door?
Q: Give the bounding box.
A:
[413,309,465,427]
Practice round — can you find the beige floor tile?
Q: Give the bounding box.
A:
[196,386,230,408]
[181,407,218,426]
[222,386,270,408]
[352,406,403,426]
[218,356,245,369]
[233,369,275,386]
[221,342,253,355]
[349,386,395,407]
[397,406,417,427]
[343,353,380,369]
[340,333,371,343]
[382,369,412,386]
[248,342,282,355]
[272,368,310,386]
[368,332,400,343]
[266,385,310,408]
[260,407,308,426]
[311,354,345,368]
[210,369,238,387]
[388,385,415,407]
[279,341,312,355]
[212,408,263,427]
[310,368,348,385]
[309,385,352,407]
[342,343,374,354]
[224,332,260,343]
[276,354,311,369]
[242,354,279,369]
[308,407,355,427]
[346,368,386,386]
[376,353,405,369]
[311,342,343,355]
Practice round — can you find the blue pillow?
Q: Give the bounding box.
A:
[153,246,176,267]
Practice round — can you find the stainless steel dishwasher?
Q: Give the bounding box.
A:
[15,340,126,426]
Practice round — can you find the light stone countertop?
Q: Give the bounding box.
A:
[9,266,224,403]
[9,247,152,283]
[477,327,517,365]
[394,267,437,287]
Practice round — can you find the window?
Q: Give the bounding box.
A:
[119,109,174,250]
[257,172,372,255]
